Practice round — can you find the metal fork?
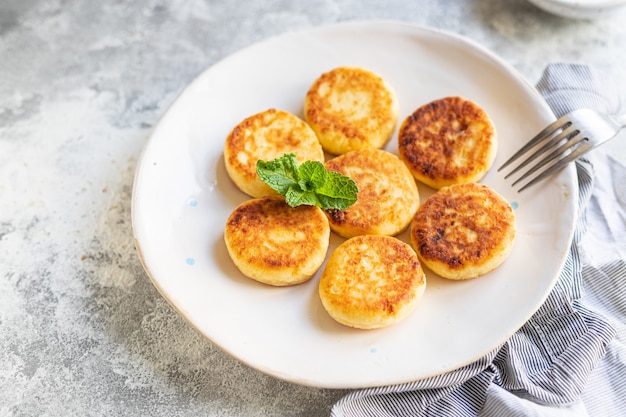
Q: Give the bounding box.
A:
[498,108,626,192]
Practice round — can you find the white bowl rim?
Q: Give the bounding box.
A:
[539,0,626,9]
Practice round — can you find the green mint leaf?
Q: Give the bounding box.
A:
[256,153,358,210]
[297,160,327,191]
[285,188,320,207]
[316,171,359,210]
[256,153,299,195]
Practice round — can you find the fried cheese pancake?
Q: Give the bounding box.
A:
[304,67,399,155]
[224,196,330,286]
[324,148,419,238]
[398,96,497,189]
[319,235,427,329]
[410,183,516,280]
[224,108,324,197]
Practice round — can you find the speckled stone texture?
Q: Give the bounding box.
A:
[1,1,626,416]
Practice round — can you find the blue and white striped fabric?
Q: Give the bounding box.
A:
[331,63,626,417]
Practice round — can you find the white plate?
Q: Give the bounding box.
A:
[132,20,577,388]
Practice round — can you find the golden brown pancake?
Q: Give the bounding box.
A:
[319,235,427,329]
[324,148,420,238]
[398,96,497,189]
[224,196,330,286]
[304,66,399,155]
[224,108,324,197]
[410,182,516,280]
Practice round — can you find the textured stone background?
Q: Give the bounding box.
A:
[1,1,626,416]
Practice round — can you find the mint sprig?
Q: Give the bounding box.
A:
[256,153,358,210]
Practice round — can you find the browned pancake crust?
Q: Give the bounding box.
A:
[304,67,399,155]
[398,96,497,189]
[224,108,324,197]
[319,235,427,329]
[324,148,419,238]
[410,183,516,280]
[224,196,330,286]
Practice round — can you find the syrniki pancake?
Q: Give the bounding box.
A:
[224,196,330,286]
[319,235,427,329]
[324,148,420,238]
[398,96,497,189]
[224,108,324,197]
[410,183,516,280]
[304,66,399,155]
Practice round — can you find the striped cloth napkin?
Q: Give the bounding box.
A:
[331,63,626,417]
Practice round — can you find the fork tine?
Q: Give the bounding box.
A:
[514,139,592,192]
[498,115,571,171]
[503,124,579,179]
[511,133,587,186]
